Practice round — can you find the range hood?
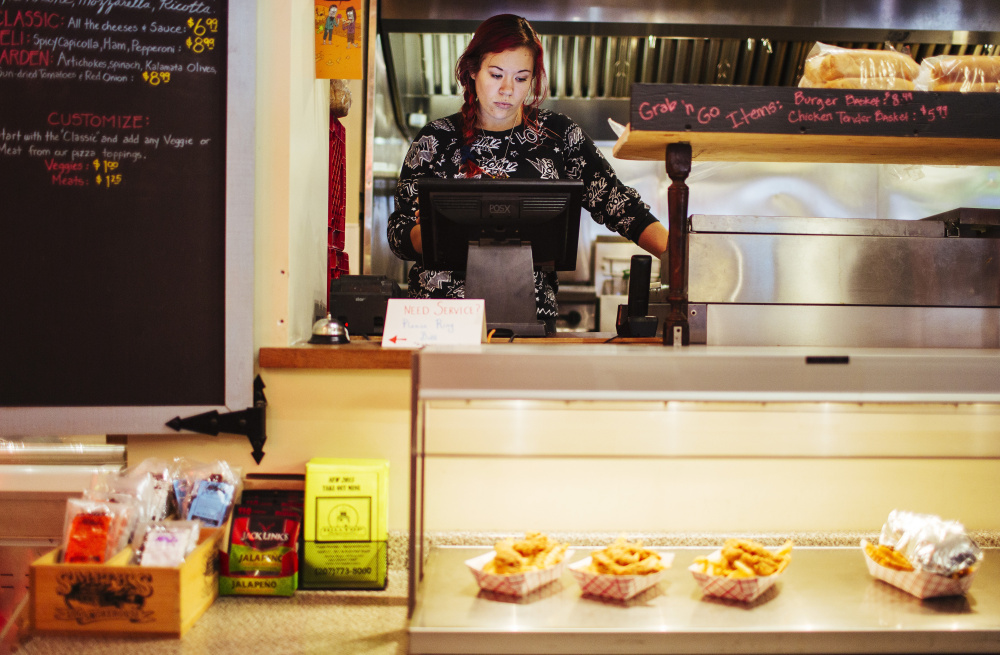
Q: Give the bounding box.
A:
[379,0,1000,142]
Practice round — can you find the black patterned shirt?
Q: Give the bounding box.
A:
[387,109,659,320]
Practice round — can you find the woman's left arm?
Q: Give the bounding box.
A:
[562,117,666,257]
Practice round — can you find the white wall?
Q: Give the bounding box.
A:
[254,0,365,351]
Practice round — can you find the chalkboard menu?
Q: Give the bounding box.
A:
[630,83,1000,139]
[1,0,230,409]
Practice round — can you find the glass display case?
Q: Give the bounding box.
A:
[407,344,1000,654]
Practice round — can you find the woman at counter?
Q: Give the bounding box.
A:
[387,13,668,333]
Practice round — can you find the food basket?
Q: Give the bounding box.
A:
[569,553,674,601]
[465,550,571,598]
[688,550,782,603]
[860,540,977,599]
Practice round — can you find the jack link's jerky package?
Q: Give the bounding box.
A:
[220,505,302,596]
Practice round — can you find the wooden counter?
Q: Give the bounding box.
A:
[259,340,413,369]
[258,334,662,370]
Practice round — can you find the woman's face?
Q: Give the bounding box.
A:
[472,46,534,131]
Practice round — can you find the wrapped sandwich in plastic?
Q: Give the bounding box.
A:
[799,42,919,90]
[861,509,982,598]
[915,55,1000,92]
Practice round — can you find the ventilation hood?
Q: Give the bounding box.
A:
[378,0,1000,141]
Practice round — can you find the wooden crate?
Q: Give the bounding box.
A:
[29,527,221,637]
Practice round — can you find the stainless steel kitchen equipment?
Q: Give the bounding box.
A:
[646,211,1000,347]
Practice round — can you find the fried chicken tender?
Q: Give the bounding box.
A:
[482,532,569,575]
[694,539,793,578]
[588,536,664,576]
[721,539,786,576]
[486,538,527,575]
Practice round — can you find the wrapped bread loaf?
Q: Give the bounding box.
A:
[800,42,919,90]
[916,55,1000,92]
[822,77,915,90]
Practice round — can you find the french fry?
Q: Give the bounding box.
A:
[730,560,756,578]
[864,540,914,572]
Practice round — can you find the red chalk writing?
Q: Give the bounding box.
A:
[637,96,678,121]
[632,85,967,138]
[0,10,64,29]
[789,110,834,123]
[726,100,782,129]
[794,91,838,108]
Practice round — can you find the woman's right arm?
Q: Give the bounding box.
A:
[387,172,421,260]
[387,127,448,261]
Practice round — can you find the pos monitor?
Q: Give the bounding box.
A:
[418,178,584,337]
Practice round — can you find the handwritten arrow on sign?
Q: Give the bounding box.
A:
[388,335,406,344]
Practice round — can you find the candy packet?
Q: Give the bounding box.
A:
[130,520,201,567]
[170,458,242,527]
[60,498,132,564]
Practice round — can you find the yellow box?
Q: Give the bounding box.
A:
[30,528,221,637]
[303,458,389,589]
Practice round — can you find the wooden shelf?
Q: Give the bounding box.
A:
[613,84,1000,165]
[258,336,662,370]
[614,128,1000,165]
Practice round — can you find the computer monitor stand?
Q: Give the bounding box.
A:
[464,242,547,337]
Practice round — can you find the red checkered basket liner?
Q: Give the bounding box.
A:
[465,550,572,598]
[569,553,674,600]
[688,550,782,603]
[861,540,977,599]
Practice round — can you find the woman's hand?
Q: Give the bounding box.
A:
[638,221,668,258]
[410,210,422,254]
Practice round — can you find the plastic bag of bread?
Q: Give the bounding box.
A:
[799,42,919,90]
[915,55,1000,92]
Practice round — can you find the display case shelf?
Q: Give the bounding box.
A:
[410,545,999,655]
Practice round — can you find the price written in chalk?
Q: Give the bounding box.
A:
[185,36,216,53]
[141,71,171,86]
[186,17,219,54]
[188,17,220,36]
[919,104,949,121]
[95,173,122,188]
[92,159,123,188]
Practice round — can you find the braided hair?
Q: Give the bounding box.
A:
[454,14,548,177]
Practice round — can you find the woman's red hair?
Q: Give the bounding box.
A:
[455,14,547,176]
